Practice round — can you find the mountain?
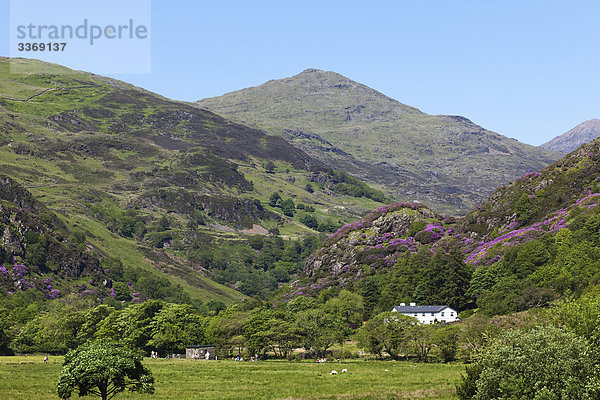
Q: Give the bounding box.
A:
[293,137,600,315]
[541,119,600,153]
[197,68,561,215]
[0,58,389,304]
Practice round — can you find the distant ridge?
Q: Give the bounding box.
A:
[541,119,600,153]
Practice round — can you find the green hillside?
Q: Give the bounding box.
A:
[0,58,388,306]
[294,137,600,316]
[198,68,561,215]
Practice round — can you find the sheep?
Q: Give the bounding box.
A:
[330,370,338,375]
[341,369,348,373]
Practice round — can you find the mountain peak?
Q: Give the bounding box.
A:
[287,68,361,87]
[541,119,600,153]
[299,68,324,74]
[197,71,560,215]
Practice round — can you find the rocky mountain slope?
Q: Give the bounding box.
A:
[198,68,561,215]
[0,58,389,304]
[541,119,600,153]
[294,138,600,315]
[0,175,103,291]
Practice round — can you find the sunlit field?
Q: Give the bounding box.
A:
[0,356,463,399]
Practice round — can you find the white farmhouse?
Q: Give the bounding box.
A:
[392,302,459,324]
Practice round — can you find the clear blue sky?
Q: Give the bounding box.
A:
[1,0,599,146]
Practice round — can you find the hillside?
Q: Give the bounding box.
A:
[541,119,600,153]
[0,175,102,290]
[0,58,389,304]
[197,68,561,215]
[295,137,600,315]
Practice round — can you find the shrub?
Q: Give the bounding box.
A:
[458,325,600,399]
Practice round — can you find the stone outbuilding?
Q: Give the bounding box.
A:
[186,345,216,360]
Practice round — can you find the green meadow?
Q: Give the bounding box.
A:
[0,356,462,400]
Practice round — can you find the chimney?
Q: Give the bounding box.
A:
[400,303,405,307]
[409,302,416,307]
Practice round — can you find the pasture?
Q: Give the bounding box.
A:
[0,356,463,399]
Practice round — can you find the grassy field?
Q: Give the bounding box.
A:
[0,356,463,399]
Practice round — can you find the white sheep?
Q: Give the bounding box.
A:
[341,368,348,373]
[330,370,338,375]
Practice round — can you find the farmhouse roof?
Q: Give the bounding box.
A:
[393,305,449,313]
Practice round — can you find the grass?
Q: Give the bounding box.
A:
[69,215,246,305]
[0,356,463,400]
[0,79,47,100]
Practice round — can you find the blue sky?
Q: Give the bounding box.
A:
[1,0,599,145]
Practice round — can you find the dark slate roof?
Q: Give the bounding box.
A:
[393,305,449,313]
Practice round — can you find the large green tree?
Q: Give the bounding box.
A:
[147,304,205,355]
[57,340,154,400]
[356,312,416,360]
[420,241,472,310]
[96,300,164,352]
[457,326,600,400]
[295,307,345,357]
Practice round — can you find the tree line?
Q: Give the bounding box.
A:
[0,289,499,363]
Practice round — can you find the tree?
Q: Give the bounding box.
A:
[459,315,501,362]
[552,289,600,346]
[205,306,249,357]
[361,277,381,320]
[323,290,364,330]
[76,305,115,344]
[56,340,154,400]
[457,326,600,399]
[295,308,346,357]
[299,213,319,229]
[96,300,164,352]
[242,308,276,355]
[242,308,301,358]
[262,318,302,359]
[356,312,416,360]
[12,310,86,354]
[280,198,295,217]
[157,215,170,231]
[407,324,434,362]
[419,241,472,311]
[147,304,205,355]
[264,161,276,173]
[432,324,460,362]
[305,183,314,193]
[0,311,12,355]
[268,192,282,207]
